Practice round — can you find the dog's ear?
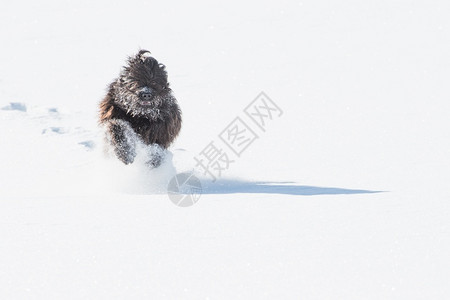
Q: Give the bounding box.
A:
[137,50,152,62]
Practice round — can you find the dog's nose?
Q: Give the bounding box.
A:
[140,91,152,101]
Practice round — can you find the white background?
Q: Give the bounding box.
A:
[0,0,449,299]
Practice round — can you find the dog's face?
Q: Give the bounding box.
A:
[114,50,177,119]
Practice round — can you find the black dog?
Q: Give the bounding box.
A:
[99,50,181,167]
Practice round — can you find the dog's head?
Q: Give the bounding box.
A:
[114,50,177,119]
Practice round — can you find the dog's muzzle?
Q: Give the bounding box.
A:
[138,90,154,105]
[140,91,152,101]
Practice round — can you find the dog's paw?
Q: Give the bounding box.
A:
[117,146,137,165]
[146,156,162,169]
[145,144,166,169]
[105,119,138,165]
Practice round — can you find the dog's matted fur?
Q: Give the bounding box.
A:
[99,50,181,167]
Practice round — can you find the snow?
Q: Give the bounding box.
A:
[1,0,450,298]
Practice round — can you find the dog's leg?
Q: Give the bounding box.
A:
[106,119,137,165]
[146,144,166,169]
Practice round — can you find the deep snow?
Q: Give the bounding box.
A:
[1,0,450,299]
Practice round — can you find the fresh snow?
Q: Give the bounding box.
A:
[1,0,450,299]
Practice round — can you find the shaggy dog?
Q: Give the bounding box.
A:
[99,50,181,167]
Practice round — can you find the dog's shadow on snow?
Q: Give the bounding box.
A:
[199,179,382,196]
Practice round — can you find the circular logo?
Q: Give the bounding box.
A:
[167,172,202,207]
